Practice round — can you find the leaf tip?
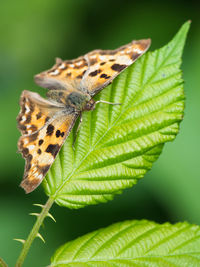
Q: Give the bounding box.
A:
[178,20,191,37]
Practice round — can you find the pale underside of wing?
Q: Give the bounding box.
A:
[34,39,151,96]
[17,90,78,193]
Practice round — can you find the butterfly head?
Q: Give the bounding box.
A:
[82,98,96,111]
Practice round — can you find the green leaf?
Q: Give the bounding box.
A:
[50,219,200,266]
[43,22,190,209]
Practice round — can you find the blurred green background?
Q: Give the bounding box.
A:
[0,0,199,266]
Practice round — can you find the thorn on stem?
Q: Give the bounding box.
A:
[13,238,25,244]
[29,213,40,217]
[36,233,45,243]
[33,203,44,208]
[47,212,56,222]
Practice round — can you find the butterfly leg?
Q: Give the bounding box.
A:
[73,114,83,147]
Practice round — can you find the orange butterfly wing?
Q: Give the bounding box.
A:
[17,90,78,193]
[83,39,151,95]
[34,39,151,96]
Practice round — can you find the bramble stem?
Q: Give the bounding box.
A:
[0,257,8,267]
[15,197,54,267]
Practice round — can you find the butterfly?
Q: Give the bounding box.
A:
[17,38,151,193]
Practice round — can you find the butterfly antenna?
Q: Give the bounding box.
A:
[95,100,121,106]
[73,115,83,148]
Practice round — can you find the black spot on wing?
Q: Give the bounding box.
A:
[46,124,54,136]
[45,144,60,158]
[56,130,65,138]
[36,112,42,120]
[25,115,31,123]
[56,130,61,137]
[37,149,41,154]
[111,64,127,72]
[22,148,29,157]
[100,73,111,79]
[89,69,101,77]
[89,70,98,77]
[38,139,43,146]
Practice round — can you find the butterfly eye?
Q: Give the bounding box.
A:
[83,99,96,111]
